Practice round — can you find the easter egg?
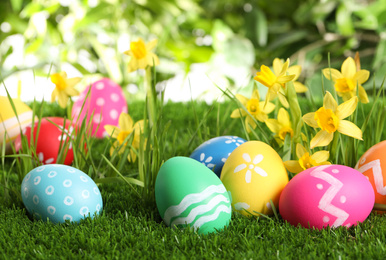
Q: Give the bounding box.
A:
[155,157,232,234]
[220,141,288,217]
[355,141,386,210]
[71,78,128,138]
[15,117,74,165]
[279,165,374,229]
[0,96,34,153]
[21,164,103,223]
[190,136,246,177]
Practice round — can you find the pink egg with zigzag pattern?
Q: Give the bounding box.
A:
[71,78,128,138]
[279,165,374,229]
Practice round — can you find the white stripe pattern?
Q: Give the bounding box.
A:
[170,194,230,227]
[163,184,226,225]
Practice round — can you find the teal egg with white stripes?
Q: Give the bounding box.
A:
[155,156,232,234]
[21,164,103,223]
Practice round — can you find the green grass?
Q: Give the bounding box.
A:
[1,99,386,259]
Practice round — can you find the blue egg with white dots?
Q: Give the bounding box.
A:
[190,136,247,177]
[21,164,103,223]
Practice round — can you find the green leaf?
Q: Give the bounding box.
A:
[336,4,354,36]
[254,8,268,47]
[10,0,23,12]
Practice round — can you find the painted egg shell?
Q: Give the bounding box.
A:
[279,165,374,229]
[190,136,246,177]
[71,78,128,138]
[15,117,74,165]
[155,157,232,234]
[21,164,103,223]
[355,141,386,210]
[0,96,34,153]
[220,141,288,217]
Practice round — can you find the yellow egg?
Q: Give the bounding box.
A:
[0,96,34,153]
[220,141,288,217]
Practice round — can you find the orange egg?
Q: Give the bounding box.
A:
[355,141,386,209]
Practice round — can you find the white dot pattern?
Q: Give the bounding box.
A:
[48,171,57,178]
[96,98,105,106]
[45,186,54,195]
[110,93,119,102]
[34,176,41,185]
[64,196,74,206]
[21,164,103,224]
[110,109,118,119]
[63,180,72,187]
[316,184,323,190]
[323,216,330,223]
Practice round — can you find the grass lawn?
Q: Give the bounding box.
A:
[1,98,386,259]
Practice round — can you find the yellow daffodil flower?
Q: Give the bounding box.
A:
[273,58,308,93]
[284,143,331,174]
[230,89,275,133]
[254,58,296,107]
[104,112,145,162]
[302,91,363,148]
[265,108,294,145]
[124,38,160,72]
[50,72,80,108]
[322,57,369,103]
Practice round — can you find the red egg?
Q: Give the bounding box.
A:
[15,117,75,165]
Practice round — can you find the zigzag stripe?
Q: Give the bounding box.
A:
[310,165,349,227]
[169,194,230,227]
[163,184,226,225]
[357,159,386,195]
[193,205,232,229]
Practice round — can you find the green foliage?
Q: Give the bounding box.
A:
[2,0,386,96]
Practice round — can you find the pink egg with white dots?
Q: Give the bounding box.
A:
[279,165,374,229]
[71,78,128,138]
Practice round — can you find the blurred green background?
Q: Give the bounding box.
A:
[1,0,386,101]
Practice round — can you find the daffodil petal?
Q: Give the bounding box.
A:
[51,88,58,102]
[252,89,260,100]
[310,130,334,148]
[65,77,81,88]
[246,116,257,132]
[260,101,275,114]
[296,143,307,158]
[146,53,160,67]
[278,93,289,108]
[278,108,291,127]
[265,119,280,133]
[293,81,308,93]
[354,70,370,84]
[64,86,79,97]
[336,96,358,119]
[273,58,283,75]
[311,151,330,163]
[119,113,134,132]
[279,59,290,76]
[235,94,249,106]
[277,75,296,84]
[284,160,303,174]
[322,68,343,81]
[287,65,301,80]
[358,86,369,104]
[104,125,120,139]
[230,108,246,118]
[337,120,363,140]
[302,112,318,128]
[341,57,356,79]
[323,91,338,111]
[58,92,68,108]
[146,39,158,51]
